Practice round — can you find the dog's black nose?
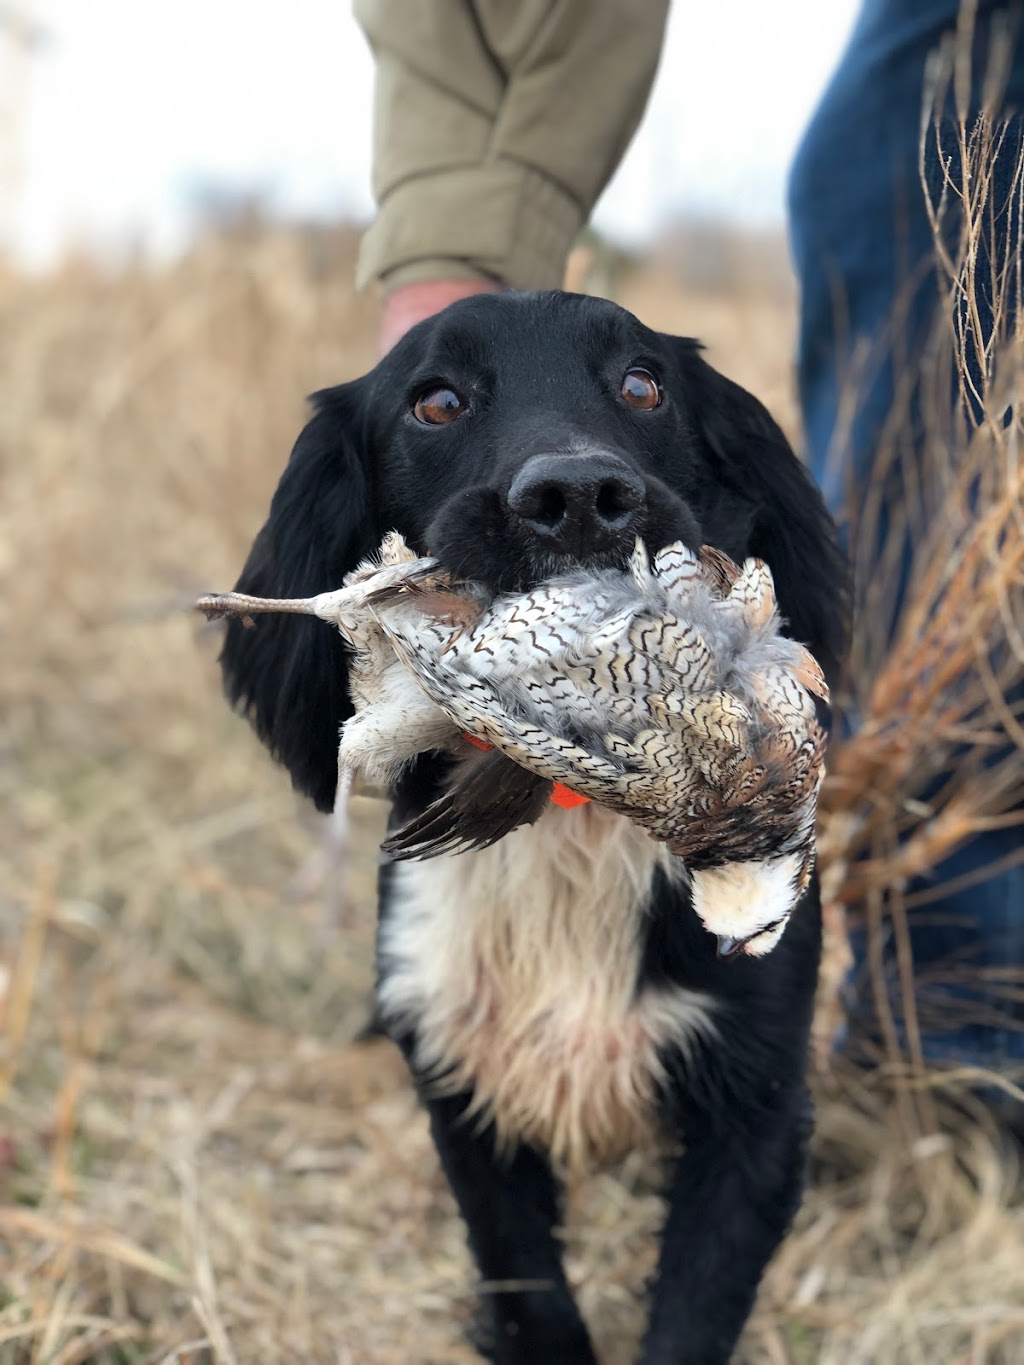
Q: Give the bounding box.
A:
[507,453,645,555]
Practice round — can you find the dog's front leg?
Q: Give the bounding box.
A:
[407,1068,598,1364]
[639,1092,812,1365]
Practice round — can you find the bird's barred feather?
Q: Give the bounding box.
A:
[198,533,829,954]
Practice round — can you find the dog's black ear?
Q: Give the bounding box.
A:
[220,382,378,812]
[669,340,849,690]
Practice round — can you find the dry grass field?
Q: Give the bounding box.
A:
[1,220,1022,1364]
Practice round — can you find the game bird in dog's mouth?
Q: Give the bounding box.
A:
[198,530,829,958]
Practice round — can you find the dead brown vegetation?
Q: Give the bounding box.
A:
[0,201,1021,1363]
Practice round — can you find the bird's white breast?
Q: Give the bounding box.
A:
[377,805,717,1172]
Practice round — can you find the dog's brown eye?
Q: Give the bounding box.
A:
[621,368,662,410]
[414,387,466,425]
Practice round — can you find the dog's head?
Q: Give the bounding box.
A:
[222,290,847,811]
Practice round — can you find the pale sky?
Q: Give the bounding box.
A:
[10,1,860,268]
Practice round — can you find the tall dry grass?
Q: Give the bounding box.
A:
[0,191,1020,1363]
[816,37,1024,1112]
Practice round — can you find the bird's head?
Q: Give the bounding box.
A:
[689,851,812,958]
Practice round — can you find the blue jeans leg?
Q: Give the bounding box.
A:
[788,0,1024,1070]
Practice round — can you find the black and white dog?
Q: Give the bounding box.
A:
[220,291,847,1364]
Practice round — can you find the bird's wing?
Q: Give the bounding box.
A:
[383,749,552,860]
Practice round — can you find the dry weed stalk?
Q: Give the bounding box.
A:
[817,28,1024,1089]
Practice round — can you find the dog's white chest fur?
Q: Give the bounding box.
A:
[378,805,716,1171]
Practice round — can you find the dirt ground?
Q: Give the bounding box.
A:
[1,224,1022,1364]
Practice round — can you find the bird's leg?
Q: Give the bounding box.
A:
[317,757,355,941]
[196,590,325,623]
